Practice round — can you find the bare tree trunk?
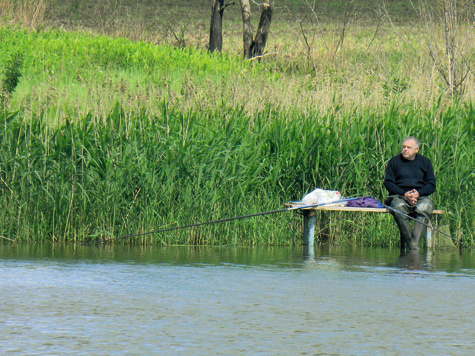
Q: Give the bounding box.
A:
[250,0,274,58]
[209,0,225,53]
[240,0,253,58]
[240,0,274,59]
[211,0,274,59]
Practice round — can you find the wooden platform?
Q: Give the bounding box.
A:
[285,202,445,215]
[285,202,445,248]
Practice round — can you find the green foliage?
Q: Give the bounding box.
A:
[1,51,23,95]
[1,50,23,108]
[0,101,474,247]
[0,26,260,119]
[0,27,247,80]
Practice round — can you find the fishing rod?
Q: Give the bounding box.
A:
[384,205,471,249]
[84,196,364,245]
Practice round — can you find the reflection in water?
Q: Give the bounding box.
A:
[1,243,471,273]
[1,244,474,355]
[302,243,471,274]
[397,249,429,270]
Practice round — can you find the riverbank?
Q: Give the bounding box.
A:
[1,2,474,246]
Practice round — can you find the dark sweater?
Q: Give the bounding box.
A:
[384,153,436,197]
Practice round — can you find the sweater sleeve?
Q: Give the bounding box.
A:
[417,158,436,196]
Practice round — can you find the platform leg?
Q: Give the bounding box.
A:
[426,215,439,250]
[303,210,316,248]
[426,224,432,249]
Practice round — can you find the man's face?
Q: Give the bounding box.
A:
[401,139,419,160]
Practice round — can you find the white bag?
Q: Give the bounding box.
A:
[301,188,343,206]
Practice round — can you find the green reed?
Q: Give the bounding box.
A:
[0,100,474,247]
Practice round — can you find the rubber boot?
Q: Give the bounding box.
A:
[395,219,412,250]
[410,218,427,250]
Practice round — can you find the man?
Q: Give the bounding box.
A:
[384,136,436,250]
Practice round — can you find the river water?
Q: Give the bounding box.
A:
[1,243,474,355]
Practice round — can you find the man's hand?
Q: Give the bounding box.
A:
[404,189,419,205]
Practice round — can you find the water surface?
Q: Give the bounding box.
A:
[1,244,474,355]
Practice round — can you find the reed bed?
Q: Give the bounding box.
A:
[0,101,474,246]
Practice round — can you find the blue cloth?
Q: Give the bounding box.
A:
[346,197,384,208]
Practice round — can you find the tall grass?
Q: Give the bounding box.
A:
[1,101,474,246]
[0,0,45,30]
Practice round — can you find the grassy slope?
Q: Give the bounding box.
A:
[2,0,472,116]
[4,0,475,118]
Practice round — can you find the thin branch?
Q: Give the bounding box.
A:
[303,0,329,51]
[332,0,353,61]
[220,1,235,12]
[365,12,383,53]
[300,21,317,72]
[381,0,418,56]
[248,51,278,60]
